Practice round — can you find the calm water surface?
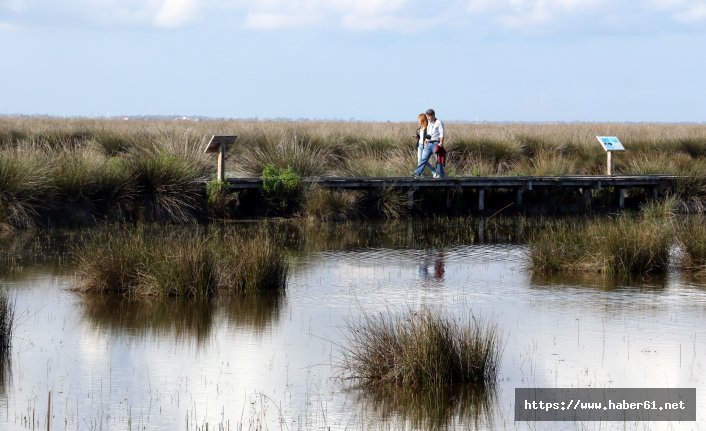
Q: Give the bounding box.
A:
[1,222,705,430]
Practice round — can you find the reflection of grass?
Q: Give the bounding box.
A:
[341,308,501,388]
[219,291,285,332]
[80,295,215,344]
[0,291,13,396]
[355,384,496,430]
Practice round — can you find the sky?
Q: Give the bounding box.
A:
[1,0,705,122]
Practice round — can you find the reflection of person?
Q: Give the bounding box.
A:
[414,113,429,167]
[433,250,445,281]
[412,108,445,178]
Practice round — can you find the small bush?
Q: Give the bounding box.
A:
[261,164,303,213]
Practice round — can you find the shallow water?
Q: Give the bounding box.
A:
[1,222,705,430]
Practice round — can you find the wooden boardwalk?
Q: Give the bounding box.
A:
[227,174,681,210]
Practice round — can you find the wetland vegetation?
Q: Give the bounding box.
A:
[3,117,706,228]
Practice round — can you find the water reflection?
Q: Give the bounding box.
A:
[218,291,285,332]
[530,272,669,292]
[353,384,496,430]
[79,291,285,343]
[80,295,216,344]
[416,250,446,282]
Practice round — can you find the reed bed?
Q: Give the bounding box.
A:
[341,308,501,389]
[677,218,706,272]
[73,229,288,298]
[3,117,706,226]
[528,214,674,275]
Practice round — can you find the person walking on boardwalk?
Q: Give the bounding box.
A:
[414,113,428,167]
[412,108,445,178]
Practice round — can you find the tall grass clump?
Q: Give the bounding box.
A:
[216,233,289,294]
[74,229,289,298]
[341,309,501,389]
[126,144,207,222]
[677,218,706,272]
[528,216,673,275]
[73,232,217,298]
[377,187,409,220]
[302,186,361,221]
[241,133,338,178]
[0,154,51,229]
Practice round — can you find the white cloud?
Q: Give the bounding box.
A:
[340,13,419,32]
[154,0,199,28]
[673,2,706,21]
[244,12,321,30]
[3,0,706,33]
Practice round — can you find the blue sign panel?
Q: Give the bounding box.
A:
[596,136,625,152]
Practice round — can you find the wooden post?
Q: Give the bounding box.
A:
[478,189,485,211]
[606,151,612,176]
[217,144,225,181]
[619,188,626,209]
[204,135,237,181]
[516,188,524,208]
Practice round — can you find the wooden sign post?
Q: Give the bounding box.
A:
[596,136,625,176]
[204,135,237,181]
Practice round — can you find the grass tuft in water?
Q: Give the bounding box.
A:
[216,233,289,294]
[528,215,674,275]
[73,229,288,298]
[342,308,501,389]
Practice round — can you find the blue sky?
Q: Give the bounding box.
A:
[1,0,705,122]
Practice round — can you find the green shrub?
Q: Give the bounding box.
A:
[261,164,303,213]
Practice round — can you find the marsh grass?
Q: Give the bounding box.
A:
[4,118,706,226]
[216,233,289,294]
[677,218,706,272]
[126,143,207,222]
[0,153,52,229]
[341,308,501,389]
[377,187,409,220]
[529,215,674,275]
[303,186,362,221]
[73,229,289,298]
